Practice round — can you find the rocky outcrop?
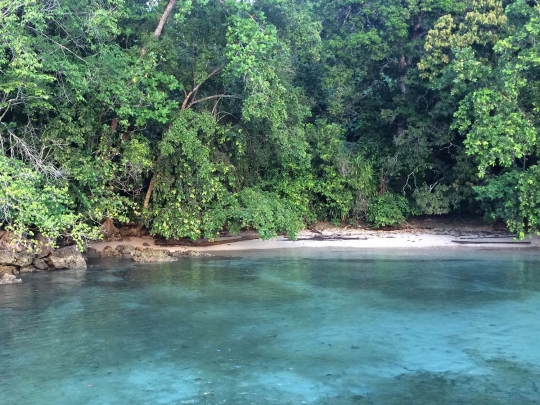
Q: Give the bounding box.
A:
[46,246,86,269]
[116,244,135,254]
[20,265,38,273]
[32,258,49,270]
[0,231,26,252]
[132,248,177,263]
[0,233,87,284]
[100,217,121,241]
[0,250,33,267]
[169,250,213,258]
[0,249,32,283]
[101,244,137,258]
[116,244,135,259]
[0,273,22,285]
[0,231,55,255]
[34,233,53,258]
[99,244,211,261]
[0,264,19,276]
[101,245,123,258]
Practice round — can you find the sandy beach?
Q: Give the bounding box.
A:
[89,227,540,253]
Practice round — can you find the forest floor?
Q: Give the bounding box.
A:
[89,216,540,253]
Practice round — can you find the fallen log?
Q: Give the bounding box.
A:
[155,234,260,247]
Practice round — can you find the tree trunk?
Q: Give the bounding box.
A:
[154,0,177,38]
[100,217,120,240]
[141,0,177,56]
[141,0,177,211]
[143,175,156,211]
[395,54,408,138]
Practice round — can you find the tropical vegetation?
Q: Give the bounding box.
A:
[2,0,540,246]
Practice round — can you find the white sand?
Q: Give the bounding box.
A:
[89,229,540,253]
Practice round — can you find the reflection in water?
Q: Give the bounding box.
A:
[1,249,540,404]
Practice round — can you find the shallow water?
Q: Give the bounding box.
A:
[1,249,540,404]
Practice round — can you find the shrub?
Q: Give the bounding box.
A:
[0,156,99,250]
[367,193,415,228]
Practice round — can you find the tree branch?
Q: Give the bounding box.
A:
[181,64,226,110]
[187,94,237,109]
[26,26,86,62]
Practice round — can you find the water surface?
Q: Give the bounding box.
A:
[1,249,540,404]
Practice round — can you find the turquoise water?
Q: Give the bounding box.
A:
[1,249,540,404]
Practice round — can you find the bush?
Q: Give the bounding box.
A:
[232,188,305,240]
[475,166,540,238]
[0,156,99,250]
[413,184,456,215]
[367,193,415,228]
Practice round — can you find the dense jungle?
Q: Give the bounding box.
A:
[2,0,540,247]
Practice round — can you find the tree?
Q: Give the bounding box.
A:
[422,0,540,236]
[3,0,539,241]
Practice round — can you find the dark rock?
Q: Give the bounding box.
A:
[116,244,135,259]
[0,273,22,285]
[142,242,151,247]
[0,264,19,275]
[132,226,150,237]
[189,250,212,257]
[47,246,87,269]
[132,248,176,263]
[32,258,49,270]
[119,227,132,237]
[119,224,147,238]
[116,244,135,254]
[85,247,100,259]
[169,250,213,258]
[0,250,34,267]
[101,246,122,258]
[169,250,187,257]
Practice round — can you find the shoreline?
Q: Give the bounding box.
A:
[89,228,540,253]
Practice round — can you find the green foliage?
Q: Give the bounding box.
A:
[475,166,540,238]
[232,188,305,240]
[305,121,377,224]
[455,88,536,177]
[148,108,306,240]
[149,110,230,239]
[2,0,540,242]
[415,0,540,236]
[413,184,459,215]
[0,156,99,250]
[367,193,416,228]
